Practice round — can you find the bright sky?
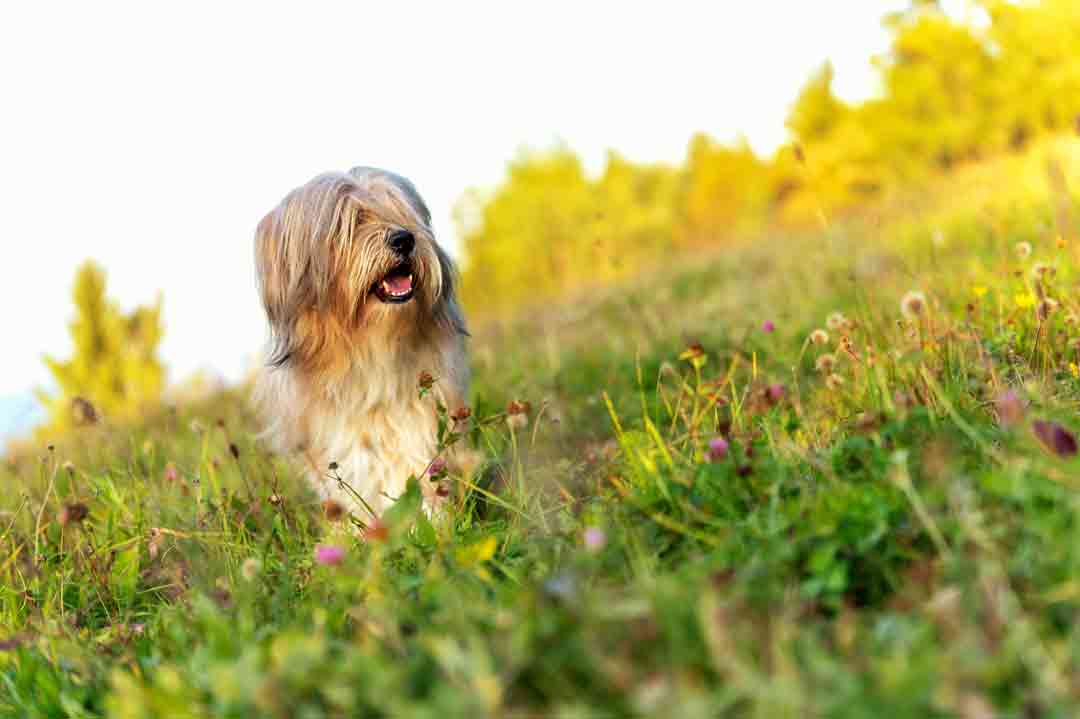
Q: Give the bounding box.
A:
[1,0,909,409]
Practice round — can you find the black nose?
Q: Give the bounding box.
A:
[387,228,415,256]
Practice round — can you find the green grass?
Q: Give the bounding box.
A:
[6,145,1080,717]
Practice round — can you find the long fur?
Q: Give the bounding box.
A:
[253,167,468,515]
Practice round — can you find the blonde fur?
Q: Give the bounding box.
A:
[253,167,468,515]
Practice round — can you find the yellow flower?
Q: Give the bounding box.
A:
[1070,362,1079,379]
[972,285,988,298]
[1015,292,1036,309]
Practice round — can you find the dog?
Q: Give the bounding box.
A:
[253,167,469,517]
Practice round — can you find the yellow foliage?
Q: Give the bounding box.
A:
[36,261,165,437]
[459,2,1080,316]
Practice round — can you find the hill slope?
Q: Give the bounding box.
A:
[5,139,1080,717]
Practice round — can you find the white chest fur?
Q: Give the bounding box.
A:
[256,329,468,518]
[306,389,441,514]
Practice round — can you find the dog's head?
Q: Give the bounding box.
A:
[255,167,464,372]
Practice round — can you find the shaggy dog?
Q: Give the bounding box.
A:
[253,167,468,516]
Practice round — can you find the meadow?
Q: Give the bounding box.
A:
[5,137,1080,717]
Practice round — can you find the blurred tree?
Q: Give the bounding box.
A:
[37,261,165,435]
[458,148,680,313]
[876,10,996,172]
[981,0,1080,149]
[786,62,847,146]
[457,1,1080,315]
[683,134,771,242]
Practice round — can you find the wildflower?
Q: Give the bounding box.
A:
[322,499,345,521]
[679,342,707,368]
[838,336,860,362]
[971,285,988,298]
[900,291,928,320]
[71,397,99,426]
[314,544,345,566]
[1015,291,1036,309]
[506,400,531,430]
[761,320,775,333]
[456,448,484,478]
[1015,241,1033,259]
[1056,235,1067,249]
[328,461,340,472]
[706,437,729,462]
[241,558,262,581]
[418,371,435,391]
[825,374,845,391]
[809,329,829,346]
[543,573,578,602]
[1031,263,1056,281]
[765,383,786,405]
[1033,420,1078,458]
[428,457,448,479]
[583,527,606,552]
[1070,362,1079,379]
[855,412,881,433]
[1037,298,1059,321]
[57,503,89,527]
[826,312,847,331]
[995,390,1025,427]
[364,520,389,543]
[450,405,472,424]
[815,354,837,373]
[147,528,163,559]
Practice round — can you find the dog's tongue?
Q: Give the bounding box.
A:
[383,274,413,296]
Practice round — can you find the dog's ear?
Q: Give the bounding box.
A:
[256,204,304,367]
[255,175,364,367]
[431,242,469,337]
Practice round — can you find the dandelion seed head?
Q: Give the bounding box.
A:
[241,558,262,581]
[1037,298,1059,321]
[815,354,838,373]
[900,291,928,320]
[1032,263,1056,281]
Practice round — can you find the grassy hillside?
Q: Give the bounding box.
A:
[6,138,1080,717]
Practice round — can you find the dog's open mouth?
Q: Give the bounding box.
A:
[373,263,415,304]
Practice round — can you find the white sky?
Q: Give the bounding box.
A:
[0,0,910,400]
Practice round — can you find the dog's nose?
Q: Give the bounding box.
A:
[387,229,415,256]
